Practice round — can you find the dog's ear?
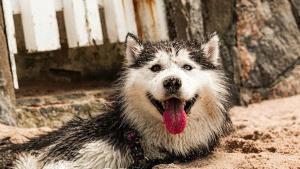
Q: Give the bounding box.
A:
[125,33,143,66]
[201,33,220,65]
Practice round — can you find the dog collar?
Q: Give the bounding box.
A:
[125,130,149,169]
[125,131,145,162]
[125,130,167,169]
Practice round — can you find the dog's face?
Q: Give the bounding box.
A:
[122,33,228,134]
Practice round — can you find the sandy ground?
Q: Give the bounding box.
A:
[1,95,300,168]
[156,95,300,169]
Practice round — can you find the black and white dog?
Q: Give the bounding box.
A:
[0,33,232,169]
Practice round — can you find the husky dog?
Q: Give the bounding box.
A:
[0,33,232,169]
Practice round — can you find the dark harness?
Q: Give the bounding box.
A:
[124,129,216,169]
[124,130,172,169]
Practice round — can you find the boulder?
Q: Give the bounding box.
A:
[236,0,300,104]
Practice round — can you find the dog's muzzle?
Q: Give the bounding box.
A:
[146,93,198,115]
[146,92,198,134]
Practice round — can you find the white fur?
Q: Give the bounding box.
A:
[201,33,220,65]
[125,34,143,66]
[122,43,228,159]
[43,161,73,169]
[14,140,131,169]
[15,153,73,169]
[14,154,40,169]
[12,35,227,168]
[74,141,131,169]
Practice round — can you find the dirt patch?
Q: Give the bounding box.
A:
[224,138,262,153]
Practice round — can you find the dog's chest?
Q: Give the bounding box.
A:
[140,131,202,160]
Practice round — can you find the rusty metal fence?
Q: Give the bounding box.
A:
[1,0,169,89]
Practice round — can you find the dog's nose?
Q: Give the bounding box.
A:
[163,77,182,92]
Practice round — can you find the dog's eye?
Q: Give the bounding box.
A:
[150,64,162,72]
[183,64,193,71]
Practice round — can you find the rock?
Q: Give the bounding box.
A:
[290,0,300,27]
[16,98,41,107]
[165,0,300,104]
[164,0,204,40]
[0,96,15,126]
[16,89,112,128]
[243,64,300,103]
[236,0,300,104]
[201,0,239,103]
[202,0,235,37]
[0,4,16,125]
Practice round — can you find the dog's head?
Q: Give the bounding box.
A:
[121,33,229,135]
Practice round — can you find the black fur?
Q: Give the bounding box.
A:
[129,41,158,68]
[0,34,233,168]
[0,92,231,168]
[0,99,133,166]
[129,38,219,70]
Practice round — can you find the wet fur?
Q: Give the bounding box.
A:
[0,33,232,169]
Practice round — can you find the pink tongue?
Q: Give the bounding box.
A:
[163,98,187,134]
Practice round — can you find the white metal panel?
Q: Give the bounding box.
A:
[19,0,61,52]
[2,0,17,54]
[113,0,128,42]
[12,0,137,44]
[103,0,137,43]
[55,0,63,11]
[122,0,138,37]
[63,0,88,47]
[12,0,63,14]
[2,0,19,89]
[153,0,169,40]
[11,0,103,13]
[11,0,20,14]
[85,0,103,45]
[103,0,119,43]
[63,0,103,47]
[98,0,103,7]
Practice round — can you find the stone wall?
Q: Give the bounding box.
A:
[165,0,300,104]
[236,0,300,104]
[15,89,112,128]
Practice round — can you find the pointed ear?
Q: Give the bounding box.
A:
[125,33,143,66]
[201,33,220,65]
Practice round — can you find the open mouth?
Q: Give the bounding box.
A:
[146,93,198,115]
[146,92,198,134]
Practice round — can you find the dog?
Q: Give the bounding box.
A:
[0,33,232,169]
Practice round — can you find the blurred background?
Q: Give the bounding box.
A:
[0,0,299,127]
[0,1,299,168]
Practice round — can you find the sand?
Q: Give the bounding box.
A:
[1,95,300,168]
[156,95,300,169]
